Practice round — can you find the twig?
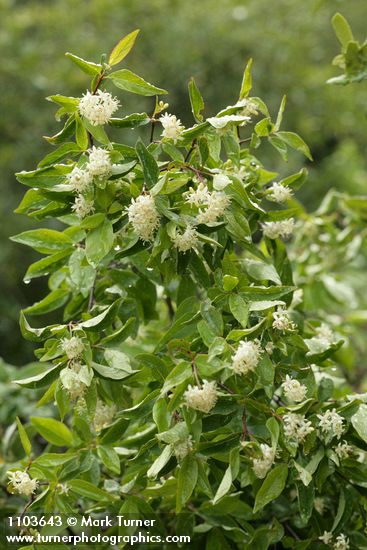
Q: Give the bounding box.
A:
[88,278,96,311]
[241,407,248,441]
[184,139,197,162]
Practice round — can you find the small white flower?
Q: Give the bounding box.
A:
[319,531,333,545]
[281,375,307,403]
[127,194,160,242]
[235,98,259,116]
[93,399,117,432]
[56,483,69,495]
[172,226,198,252]
[88,146,112,178]
[7,470,38,497]
[213,173,231,191]
[61,335,84,360]
[231,339,262,375]
[265,341,274,355]
[184,380,218,414]
[334,441,353,460]
[334,534,349,550]
[159,113,184,143]
[317,409,344,440]
[268,182,293,203]
[272,309,295,332]
[315,324,335,346]
[66,166,93,193]
[79,89,120,126]
[71,194,95,219]
[283,413,314,444]
[197,191,230,224]
[173,435,194,461]
[262,218,295,239]
[314,496,325,515]
[291,288,303,308]
[60,363,93,400]
[252,444,275,479]
[185,182,211,206]
[207,114,251,129]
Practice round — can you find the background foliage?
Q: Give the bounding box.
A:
[1,0,367,365]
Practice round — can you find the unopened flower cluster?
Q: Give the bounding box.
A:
[93,399,116,432]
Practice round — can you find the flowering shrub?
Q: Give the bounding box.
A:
[5,28,367,549]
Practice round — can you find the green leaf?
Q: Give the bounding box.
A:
[97,445,121,474]
[240,58,253,99]
[212,466,232,505]
[188,77,204,122]
[68,479,111,501]
[11,229,72,254]
[176,455,198,512]
[147,445,172,478]
[274,95,286,131]
[244,259,281,285]
[24,249,73,280]
[109,113,150,128]
[23,289,69,316]
[75,115,89,150]
[223,275,239,292]
[332,13,354,49]
[85,218,114,267]
[38,142,81,168]
[19,312,51,342]
[135,138,159,187]
[80,299,121,331]
[229,295,249,328]
[108,69,167,96]
[31,417,73,447]
[109,29,140,66]
[351,404,367,443]
[275,131,313,161]
[253,464,288,513]
[65,52,102,76]
[16,417,32,457]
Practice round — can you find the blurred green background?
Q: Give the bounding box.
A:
[1,0,366,365]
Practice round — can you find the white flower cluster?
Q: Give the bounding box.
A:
[184,380,218,414]
[60,363,93,400]
[185,183,211,206]
[272,309,295,332]
[212,172,231,190]
[283,412,314,444]
[78,89,120,126]
[334,534,350,550]
[315,323,335,346]
[159,113,184,142]
[88,146,112,178]
[334,440,353,460]
[127,194,160,242]
[252,444,275,479]
[68,147,112,218]
[172,226,198,252]
[262,218,295,239]
[93,399,116,433]
[281,375,307,403]
[7,470,38,497]
[319,533,349,550]
[196,191,231,224]
[173,435,194,461]
[67,166,93,193]
[231,339,262,375]
[71,195,95,219]
[61,335,84,360]
[268,182,293,203]
[317,409,344,440]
